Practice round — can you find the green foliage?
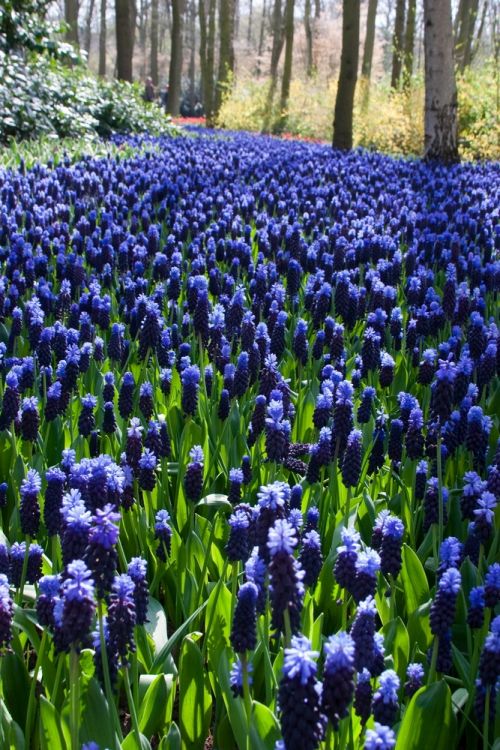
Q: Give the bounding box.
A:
[0,51,176,143]
[0,0,77,60]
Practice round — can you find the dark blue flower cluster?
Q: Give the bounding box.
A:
[0,129,497,748]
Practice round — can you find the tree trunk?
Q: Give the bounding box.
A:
[98,0,106,75]
[115,0,135,81]
[248,0,253,42]
[402,0,416,85]
[214,0,235,114]
[257,0,267,61]
[423,0,459,162]
[276,0,294,131]
[391,0,406,88]
[199,0,216,123]
[168,0,184,114]
[188,0,196,109]
[332,0,360,150]
[150,0,159,84]
[263,0,285,130]
[64,0,80,46]
[83,0,95,54]
[304,0,313,77]
[361,0,377,79]
[456,0,479,70]
[471,0,488,62]
[138,0,147,79]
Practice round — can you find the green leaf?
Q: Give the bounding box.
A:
[39,696,67,750]
[122,731,151,750]
[451,688,468,714]
[400,544,430,614]
[151,600,208,674]
[205,577,232,669]
[79,678,121,750]
[396,681,457,750]
[196,493,232,511]
[407,601,432,651]
[138,674,175,737]
[251,702,280,749]
[0,653,30,730]
[145,597,169,656]
[160,722,181,750]
[382,617,410,682]
[179,635,212,750]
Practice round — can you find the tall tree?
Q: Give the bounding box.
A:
[168,0,184,114]
[257,0,267,62]
[199,0,216,122]
[83,0,95,54]
[455,0,480,70]
[138,0,148,79]
[247,0,253,42]
[98,0,106,75]
[263,0,285,130]
[64,0,79,45]
[150,0,159,84]
[215,0,235,114]
[423,0,459,162]
[361,0,378,79]
[333,0,360,149]
[304,0,313,77]
[391,0,406,88]
[115,0,135,81]
[402,0,416,85]
[187,0,196,110]
[276,0,294,130]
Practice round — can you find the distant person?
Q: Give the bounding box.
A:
[143,77,154,103]
[161,84,170,113]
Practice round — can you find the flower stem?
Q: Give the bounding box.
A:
[241,653,253,750]
[483,686,490,750]
[123,666,142,749]
[69,648,80,750]
[25,630,47,743]
[15,534,31,605]
[283,607,292,648]
[98,600,123,741]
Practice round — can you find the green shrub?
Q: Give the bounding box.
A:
[0,51,176,143]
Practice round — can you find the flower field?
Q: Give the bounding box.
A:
[0,131,498,750]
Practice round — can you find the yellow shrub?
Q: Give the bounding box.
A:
[217,65,499,160]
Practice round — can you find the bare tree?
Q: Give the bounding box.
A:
[215,0,235,114]
[248,0,253,43]
[455,0,480,70]
[168,0,184,114]
[361,0,378,79]
[188,0,197,110]
[257,0,267,62]
[391,0,406,87]
[402,0,416,85]
[138,0,149,79]
[423,0,459,162]
[276,0,294,131]
[263,0,285,130]
[98,0,106,76]
[150,0,159,84]
[333,0,360,149]
[199,0,216,123]
[304,0,314,76]
[82,0,96,54]
[116,0,136,81]
[64,0,80,45]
